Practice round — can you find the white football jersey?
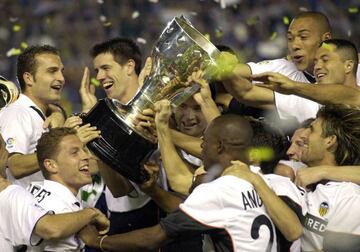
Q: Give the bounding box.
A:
[301,181,360,251]
[0,94,45,188]
[28,180,84,252]
[248,58,320,124]
[0,185,49,252]
[179,175,278,252]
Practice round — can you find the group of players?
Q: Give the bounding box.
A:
[0,10,360,252]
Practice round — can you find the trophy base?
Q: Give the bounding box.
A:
[82,98,157,183]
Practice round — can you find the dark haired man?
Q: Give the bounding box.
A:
[0,45,66,188]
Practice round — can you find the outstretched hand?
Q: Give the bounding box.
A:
[251,72,296,94]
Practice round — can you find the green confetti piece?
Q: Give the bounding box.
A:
[215,28,223,38]
[246,16,259,26]
[321,42,336,52]
[13,24,21,32]
[20,42,28,49]
[90,77,100,87]
[283,16,289,25]
[247,147,275,162]
[103,21,112,27]
[6,48,21,57]
[270,32,277,40]
[348,7,358,13]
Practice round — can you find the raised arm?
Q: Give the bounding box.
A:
[155,100,195,195]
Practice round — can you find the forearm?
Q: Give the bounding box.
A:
[96,225,167,251]
[198,98,221,124]
[145,185,184,213]
[35,208,99,240]
[252,174,302,241]
[97,160,133,197]
[158,126,194,195]
[291,83,360,106]
[170,129,202,158]
[322,166,360,185]
[8,153,39,179]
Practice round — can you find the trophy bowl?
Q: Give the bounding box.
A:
[82,16,220,183]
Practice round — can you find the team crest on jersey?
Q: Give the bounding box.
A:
[319,201,329,217]
[6,137,14,148]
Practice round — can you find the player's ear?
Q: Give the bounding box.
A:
[217,139,225,154]
[43,159,58,173]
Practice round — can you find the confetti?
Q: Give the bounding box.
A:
[20,42,28,49]
[321,42,336,52]
[270,32,277,40]
[148,0,159,3]
[189,12,198,16]
[97,0,104,4]
[299,6,308,12]
[283,16,289,25]
[348,7,358,13]
[132,11,140,19]
[348,29,352,37]
[247,147,274,162]
[246,16,259,26]
[103,21,112,27]
[90,78,100,87]
[215,27,223,38]
[9,17,18,23]
[6,48,21,57]
[136,37,147,44]
[99,15,107,22]
[12,24,21,32]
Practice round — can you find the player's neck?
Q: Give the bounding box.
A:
[121,77,139,104]
[24,92,48,114]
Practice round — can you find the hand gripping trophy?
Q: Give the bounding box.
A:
[82,16,220,183]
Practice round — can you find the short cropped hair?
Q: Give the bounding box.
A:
[321,39,359,75]
[91,38,142,75]
[317,105,360,165]
[36,127,77,179]
[17,45,59,92]
[294,11,331,35]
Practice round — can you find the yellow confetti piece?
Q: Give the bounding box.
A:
[6,48,21,57]
[270,32,277,40]
[283,16,289,25]
[13,24,21,32]
[247,147,274,162]
[246,16,259,26]
[20,42,28,49]
[321,42,336,52]
[103,21,112,27]
[215,28,223,38]
[348,7,358,13]
[90,78,100,87]
[204,33,211,40]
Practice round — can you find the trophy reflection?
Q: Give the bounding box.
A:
[83,16,220,183]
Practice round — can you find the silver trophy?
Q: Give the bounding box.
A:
[83,16,220,183]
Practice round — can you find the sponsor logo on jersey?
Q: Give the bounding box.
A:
[6,137,14,148]
[319,201,329,217]
[303,213,328,235]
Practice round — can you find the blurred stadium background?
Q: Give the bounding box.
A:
[0,0,358,113]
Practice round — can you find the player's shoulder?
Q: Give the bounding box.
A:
[319,181,360,196]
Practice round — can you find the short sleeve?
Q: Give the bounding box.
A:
[0,185,49,246]
[0,109,34,154]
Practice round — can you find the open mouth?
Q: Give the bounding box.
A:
[51,84,63,91]
[79,164,91,176]
[102,81,114,90]
[316,73,326,79]
[182,122,197,130]
[292,55,304,63]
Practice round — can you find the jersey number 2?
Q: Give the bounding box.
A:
[251,214,275,252]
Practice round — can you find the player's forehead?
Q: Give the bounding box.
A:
[315,43,338,59]
[288,17,320,35]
